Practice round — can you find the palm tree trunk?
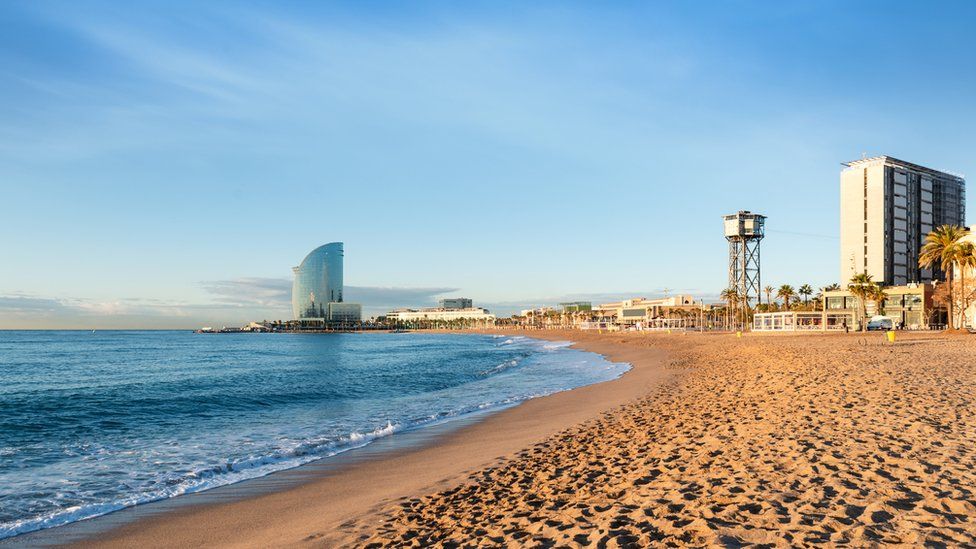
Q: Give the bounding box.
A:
[960,266,967,329]
[948,270,955,330]
[861,299,867,332]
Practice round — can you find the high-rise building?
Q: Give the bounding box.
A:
[840,156,966,286]
[292,242,349,320]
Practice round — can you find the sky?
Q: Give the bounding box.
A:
[1,1,975,328]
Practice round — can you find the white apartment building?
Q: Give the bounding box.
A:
[840,156,966,286]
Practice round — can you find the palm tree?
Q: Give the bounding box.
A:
[958,241,976,324]
[848,273,875,332]
[867,283,888,318]
[777,284,796,310]
[919,225,966,329]
[798,284,813,308]
[824,283,841,291]
[719,287,739,330]
[764,285,774,309]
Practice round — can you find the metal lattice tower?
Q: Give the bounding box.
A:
[723,211,766,305]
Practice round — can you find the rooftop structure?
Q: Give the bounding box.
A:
[438,297,473,310]
[558,301,592,313]
[840,156,966,286]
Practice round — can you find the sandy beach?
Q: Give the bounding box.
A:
[351,331,976,547]
[47,330,976,547]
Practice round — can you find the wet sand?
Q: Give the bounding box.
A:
[56,331,674,548]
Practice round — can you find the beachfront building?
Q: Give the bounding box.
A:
[515,305,589,328]
[518,306,554,327]
[754,284,937,332]
[821,283,936,330]
[753,311,851,332]
[439,297,473,310]
[593,296,699,328]
[840,156,966,286]
[291,242,362,323]
[327,302,363,323]
[386,306,495,324]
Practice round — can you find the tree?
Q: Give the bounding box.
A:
[957,242,976,326]
[918,225,966,329]
[867,283,887,318]
[798,284,814,308]
[763,285,774,309]
[824,283,841,291]
[848,273,875,332]
[931,283,952,327]
[719,287,740,330]
[777,284,796,310]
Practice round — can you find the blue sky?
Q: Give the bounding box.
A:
[1,1,974,328]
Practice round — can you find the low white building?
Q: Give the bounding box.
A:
[386,307,495,323]
[328,302,362,323]
[294,302,363,323]
[753,311,851,332]
[594,295,698,325]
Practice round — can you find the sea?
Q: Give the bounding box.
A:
[0,331,628,540]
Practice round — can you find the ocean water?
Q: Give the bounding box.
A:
[0,331,628,540]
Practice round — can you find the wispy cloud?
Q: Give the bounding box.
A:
[0,294,198,329]
[2,3,683,165]
[0,295,67,313]
[200,277,291,307]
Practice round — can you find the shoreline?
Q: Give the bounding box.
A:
[12,330,676,548]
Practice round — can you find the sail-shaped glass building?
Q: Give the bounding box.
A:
[292,242,345,319]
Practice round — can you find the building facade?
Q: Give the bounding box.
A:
[327,303,363,323]
[840,156,966,286]
[292,242,361,322]
[822,283,935,330]
[593,295,698,326]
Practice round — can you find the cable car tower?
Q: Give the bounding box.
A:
[723,211,766,305]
